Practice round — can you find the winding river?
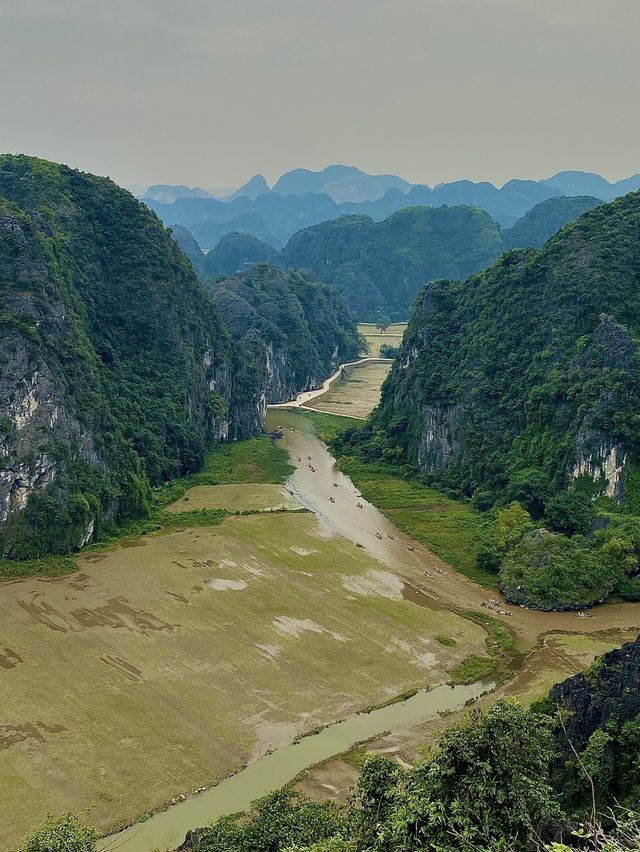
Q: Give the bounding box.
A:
[101,681,492,851]
[101,408,640,851]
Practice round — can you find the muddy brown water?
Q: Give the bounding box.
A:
[100,680,492,851]
[271,411,640,649]
[100,409,640,850]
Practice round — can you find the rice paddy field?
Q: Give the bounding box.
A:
[358,323,407,357]
[5,402,640,848]
[0,473,488,848]
[305,360,392,419]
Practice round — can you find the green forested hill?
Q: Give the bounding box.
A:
[370,191,640,500]
[170,224,206,275]
[206,264,363,420]
[503,194,603,249]
[0,155,238,558]
[204,231,279,276]
[345,191,640,608]
[280,205,504,320]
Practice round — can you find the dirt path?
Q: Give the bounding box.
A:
[270,357,391,417]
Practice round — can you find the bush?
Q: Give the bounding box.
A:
[494,501,535,551]
[19,814,97,852]
[379,343,399,358]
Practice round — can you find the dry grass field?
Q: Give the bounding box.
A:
[358,323,407,357]
[306,361,392,418]
[0,503,487,848]
[164,483,301,513]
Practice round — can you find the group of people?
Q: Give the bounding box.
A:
[481,598,513,617]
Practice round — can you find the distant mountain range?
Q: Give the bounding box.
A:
[141,165,640,251]
[184,195,604,320]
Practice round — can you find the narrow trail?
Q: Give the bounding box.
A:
[269,356,391,417]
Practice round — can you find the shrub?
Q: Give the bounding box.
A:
[19,814,97,852]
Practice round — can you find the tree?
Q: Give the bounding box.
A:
[379,343,399,358]
[500,528,620,610]
[374,700,558,851]
[375,315,391,332]
[19,814,97,852]
[545,491,595,537]
[493,501,534,551]
[192,789,346,852]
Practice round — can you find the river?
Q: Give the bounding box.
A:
[101,680,492,851]
[101,409,640,851]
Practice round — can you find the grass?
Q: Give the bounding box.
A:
[333,456,496,589]
[435,635,456,647]
[460,610,514,652]
[0,436,293,581]
[0,554,77,580]
[341,743,375,770]
[0,510,488,846]
[296,410,362,440]
[155,435,294,507]
[450,655,497,685]
[158,508,228,529]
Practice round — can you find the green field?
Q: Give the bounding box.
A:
[0,438,489,849]
[335,457,495,588]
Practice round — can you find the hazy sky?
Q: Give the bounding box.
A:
[1,0,638,190]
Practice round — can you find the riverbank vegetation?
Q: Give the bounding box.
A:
[331,193,640,610]
[0,435,292,580]
[31,636,640,851]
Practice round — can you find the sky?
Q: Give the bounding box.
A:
[1,0,638,191]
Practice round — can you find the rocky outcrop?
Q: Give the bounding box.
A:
[416,405,463,472]
[207,264,362,425]
[550,636,640,760]
[0,155,258,558]
[570,434,627,500]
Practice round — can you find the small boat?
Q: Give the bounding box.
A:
[329,496,335,503]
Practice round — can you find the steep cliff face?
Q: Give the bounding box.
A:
[370,192,640,507]
[547,636,640,815]
[206,264,363,429]
[0,156,252,558]
[550,637,640,759]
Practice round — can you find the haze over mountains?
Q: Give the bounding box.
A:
[178,194,608,320]
[142,164,640,251]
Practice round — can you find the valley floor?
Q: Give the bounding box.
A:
[3,404,640,850]
[358,323,406,358]
[0,437,486,849]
